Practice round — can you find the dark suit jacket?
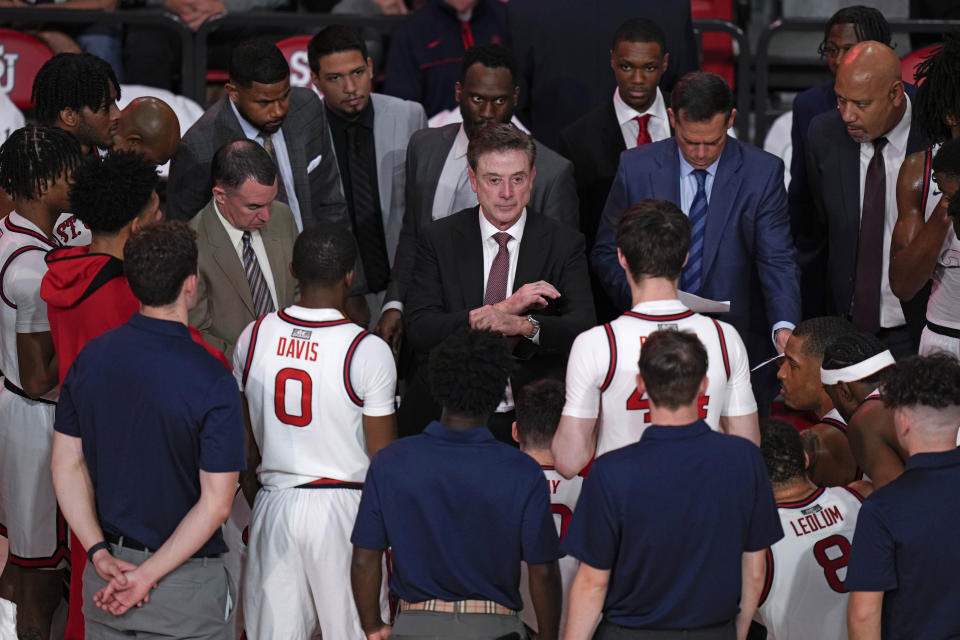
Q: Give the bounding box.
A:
[591,137,801,363]
[805,107,929,338]
[166,88,348,230]
[405,207,595,410]
[387,122,580,305]
[505,0,697,149]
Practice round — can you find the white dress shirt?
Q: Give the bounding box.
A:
[229,100,303,230]
[857,96,911,328]
[214,201,280,309]
[479,207,534,412]
[613,86,671,149]
[432,124,478,220]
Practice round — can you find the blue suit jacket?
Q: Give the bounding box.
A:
[591,137,801,361]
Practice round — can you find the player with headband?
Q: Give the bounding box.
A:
[820,333,901,487]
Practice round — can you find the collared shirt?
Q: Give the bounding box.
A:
[432,124,476,220]
[613,86,670,149]
[351,420,560,610]
[846,446,960,639]
[326,100,381,227]
[213,200,279,310]
[229,100,303,230]
[857,97,912,328]
[562,420,783,629]
[54,313,246,556]
[478,208,535,411]
[678,150,720,214]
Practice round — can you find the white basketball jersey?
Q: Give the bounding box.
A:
[520,466,583,633]
[0,213,59,399]
[756,486,864,640]
[921,143,960,330]
[53,212,91,247]
[233,306,396,490]
[563,299,756,456]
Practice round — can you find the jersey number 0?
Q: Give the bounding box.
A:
[274,367,312,427]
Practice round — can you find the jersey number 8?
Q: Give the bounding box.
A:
[812,534,851,593]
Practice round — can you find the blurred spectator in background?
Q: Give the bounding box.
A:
[383,0,505,118]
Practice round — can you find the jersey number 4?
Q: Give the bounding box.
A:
[812,534,852,593]
[274,368,312,427]
[626,390,709,422]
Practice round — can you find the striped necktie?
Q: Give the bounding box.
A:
[242,231,275,318]
[681,169,708,294]
[484,232,512,305]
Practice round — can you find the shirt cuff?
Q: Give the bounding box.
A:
[381,301,403,315]
[772,321,795,347]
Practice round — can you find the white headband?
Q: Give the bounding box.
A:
[820,351,895,385]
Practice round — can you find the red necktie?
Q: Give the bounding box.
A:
[851,137,888,333]
[634,114,652,147]
[484,232,512,305]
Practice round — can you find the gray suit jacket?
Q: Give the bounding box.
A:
[166,87,348,230]
[326,93,428,293]
[388,122,579,305]
[188,198,299,360]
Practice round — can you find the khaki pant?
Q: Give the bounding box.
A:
[82,544,234,639]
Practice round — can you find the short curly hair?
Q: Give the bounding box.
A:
[760,419,806,486]
[429,329,514,418]
[124,221,198,307]
[882,353,960,410]
[69,151,159,234]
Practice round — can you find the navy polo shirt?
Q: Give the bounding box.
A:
[846,447,960,639]
[54,313,245,556]
[561,420,782,629]
[351,420,560,609]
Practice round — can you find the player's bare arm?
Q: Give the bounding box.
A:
[51,432,140,586]
[16,331,58,398]
[563,562,607,640]
[737,550,766,640]
[362,414,397,459]
[847,591,883,640]
[890,152,953,300]
[552,415,597,479]
[801,424,858,487]
[94,469,237,616]
[528,561,561,640]
[719,413,760,445]
[350,546,390,639]
[848,479,875,499]
[239,398,262,508]
[847,404,906,489]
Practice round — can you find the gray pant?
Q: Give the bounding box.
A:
[83,544,234,639]
[391,609,528,639]
[594,619,736,640]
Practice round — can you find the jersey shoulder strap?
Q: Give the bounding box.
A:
[710,318,731,381]
[241,314,270,388]
[599,323,617,392]
[343,330,371,407]
[0,245,47,310]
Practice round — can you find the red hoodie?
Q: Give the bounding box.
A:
[40,246,230,640]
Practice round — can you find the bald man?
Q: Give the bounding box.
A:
[805,41,929,356]
[112,97,181,165]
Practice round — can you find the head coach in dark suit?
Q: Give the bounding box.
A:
[402,123,595,441]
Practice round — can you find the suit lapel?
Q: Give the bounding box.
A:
[837,134,861,233]
[600,103,626,174]
[421,124,460,225]
[514,213,548,292]
[203,204,256,316]
[281,99,309,213]
[652,140,682,203]
[456,207,485,309]
[261,204,289,307]
[702,138,743,278]
[371,94,393,220]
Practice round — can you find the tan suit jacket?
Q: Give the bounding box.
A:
[189,198,298,360]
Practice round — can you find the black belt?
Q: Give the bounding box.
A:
[104,531,221,559]
[3,379,56,405]
[926,320,960,339]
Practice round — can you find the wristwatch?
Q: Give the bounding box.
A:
[524,315,541,341]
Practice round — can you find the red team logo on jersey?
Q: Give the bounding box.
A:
[626,390,710,421]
